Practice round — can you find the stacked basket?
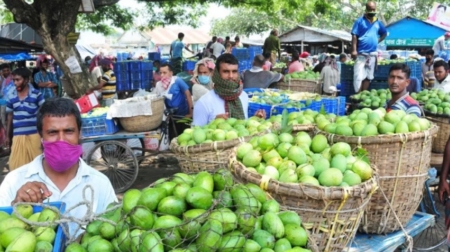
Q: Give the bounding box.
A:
[425,112,450,153]
[229,148,378,251]
[277,79,322,94]
[316,124,438,234]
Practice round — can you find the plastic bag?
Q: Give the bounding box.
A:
[133,89,152,97]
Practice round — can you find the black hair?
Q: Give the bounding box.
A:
[426,49,435,56]
[263,52,271,59]
[216,54,238,71]
[434,59,449,71]
[235,36,240,41]
[178,32,185,39]
[84,56,92,62]
[160,63,173,72]
[212,36,217,40]
[330,55,336,59]
[390,54,398,60]
[36,98,82,136]
[292,50,300,61]
[0,63,9,70]
[12,67,31,79]
[438,4,447,11]
[225,36,230,40]
[389,63,411,79]
[253,55,265,66]
[339,53,347,59]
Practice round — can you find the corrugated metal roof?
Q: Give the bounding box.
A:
[141,27,211,45]
[279,25,351,43]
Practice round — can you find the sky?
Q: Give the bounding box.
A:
[78,0,231,44]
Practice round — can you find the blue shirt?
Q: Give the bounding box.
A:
[6,84,45,136]
[171,39,185,58]
[351,16,387,54]
[167,77,190,116]
[0,155,117,237]
[33,71,60,99]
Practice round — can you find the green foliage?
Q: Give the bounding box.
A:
[77,4,134,35]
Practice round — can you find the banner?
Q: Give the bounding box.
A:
[427,2,450,29]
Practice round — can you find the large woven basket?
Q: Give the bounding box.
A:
[292,124,315,136]
[316,124,438,234]
[230,148,378,252]
[170,135,258,173]
[119,97,164,132]
[425,114,450,153]
[277,79,322,94]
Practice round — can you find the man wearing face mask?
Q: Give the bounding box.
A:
[5,68,45,171]
[0,98,117,237]
[193,54,266,126]
[351,1,387,93]
[422,49,435,88]
[191,58,215,104]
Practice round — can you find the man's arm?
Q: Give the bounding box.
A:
[170,44,173,58]
[378,23,388,43]
[379,33,387,43]
[87,78,106,93]
[351,35,358,58]
[277,38,281,60]
[184,90,193,117]
[5,112,12,147]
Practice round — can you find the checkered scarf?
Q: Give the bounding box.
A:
[212,69,245,119]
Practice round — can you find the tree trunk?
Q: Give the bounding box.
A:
[3,0,113,99]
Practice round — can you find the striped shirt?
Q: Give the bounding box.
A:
[101,70,116,99]
[6,84,45,136]
[386,93,422,117]
[33,71,60,99]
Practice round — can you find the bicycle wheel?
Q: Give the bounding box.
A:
[86,140,139,194]
[413,180,447,251]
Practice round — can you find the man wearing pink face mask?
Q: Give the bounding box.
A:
[0,98,117,236]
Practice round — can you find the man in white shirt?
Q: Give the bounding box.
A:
[211,41,225,59]
[0,98,117,236]
[433,32,450,57]
[193,54,265,126]
[433,59,450,93]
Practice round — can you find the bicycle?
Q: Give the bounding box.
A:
[412,167,447,251]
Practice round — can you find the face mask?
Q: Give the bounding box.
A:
[16,83,26,92]
[366,12,377,18]
[198,75,210,85]
[43,140,82,172]
[153,67,157,71]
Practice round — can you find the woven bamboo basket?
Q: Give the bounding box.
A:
[425,114,450,153]
[316,124,438,234]
[277,79,322,94]
[170,135,258,173]
[119,97,164,132]
[292,124,316,137]
[230,148,378,252]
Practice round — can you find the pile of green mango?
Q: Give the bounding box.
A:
[351,89,391,108]
[268,109,335,126]
[273,62,287,68]
[411,89,450,115]
[344,58,418,66]
[284,70,319,81]
[66,169,312,252]
[0,205,61,252]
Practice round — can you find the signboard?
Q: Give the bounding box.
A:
[383,38,435,47]
[79,0,95,13]
[427,2,450,29]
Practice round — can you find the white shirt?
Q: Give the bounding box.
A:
[91,66,102,82]
[211,42,225,58]
[0,155,117,236]
[193,89,249,126]
[435,75,450,93]
[433,36,446,56]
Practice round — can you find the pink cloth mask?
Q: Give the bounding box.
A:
[43,141,82,172]
[161,76,171,90]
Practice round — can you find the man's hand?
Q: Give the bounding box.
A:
[254,109,266,119]
[215,113,229,120]
[12,182,52,205]
[85,88,93,95]
[4,137,10,149]
[185,113,192,118]
[351,51,358,59]
[439,180,450,204]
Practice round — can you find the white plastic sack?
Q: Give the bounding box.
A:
[133,89,152,97]
[106,94,160,119]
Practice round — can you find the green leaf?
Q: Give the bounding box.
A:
[319,104,327,115]
[355,147,370,165]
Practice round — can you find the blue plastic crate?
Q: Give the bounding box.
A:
[140,61,153,71]
[115,72,129,83]
[183,61,196,71]
[81,114,119,137]
[232,48,250,60]
[141,70,153,80]
[374,65,391,79]
[128,61,142,71]
[272,105,302,115]
[130,80,141,90]
[0,202,66,252]
[113,62,128,72]
[140,80,152,91]
[369,80,388,90]
[340,64,353,80]
[148,52,161,61]
[129,71,141,81]
[239,60,250,72]
[339,79,356,98]
[248,102,278,119]
[116,80,130,91]
[248,46,263,59]
[337,96,346,115]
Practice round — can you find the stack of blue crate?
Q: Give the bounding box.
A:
[113,61,154,91]
[114,62,130,91]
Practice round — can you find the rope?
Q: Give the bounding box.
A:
[11,185,121,245]
[259,175,271,191]
[324,187,349,251]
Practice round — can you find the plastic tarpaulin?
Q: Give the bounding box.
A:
[0,52,34,62]
[75,44,97,61]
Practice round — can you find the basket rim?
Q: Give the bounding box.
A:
[115,96,165,119]
[170,134,257,154]
[315,123,438,144]
[424,110,450,119]
[229,146,378,201]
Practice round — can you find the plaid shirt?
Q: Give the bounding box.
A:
[33,71,60,99]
